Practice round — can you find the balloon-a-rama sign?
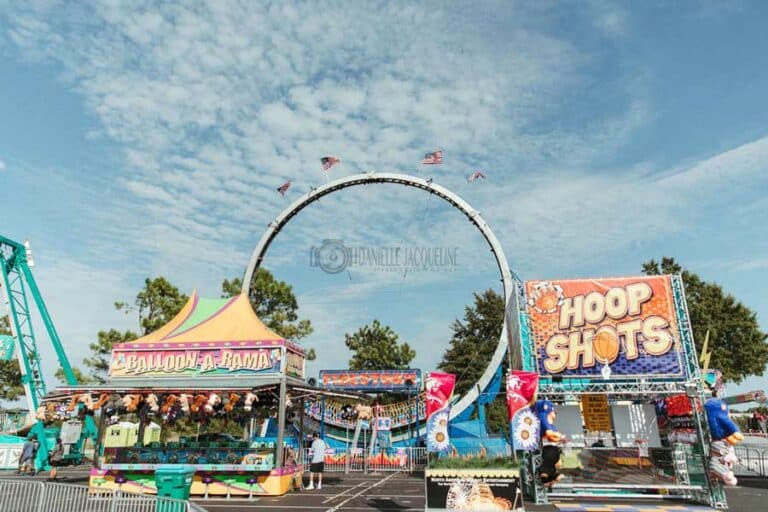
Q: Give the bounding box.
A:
[526,275,687,379]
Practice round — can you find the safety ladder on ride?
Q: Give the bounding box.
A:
[673,444,691,487]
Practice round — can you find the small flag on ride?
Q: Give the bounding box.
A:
[426,371,456,418]
[321,156,340,172]
[276,181,292,196]
[506,371,539,421]
[467,170,486,182]
[421,150,443,165]
[426,406,452,453]
[425,371,455,454]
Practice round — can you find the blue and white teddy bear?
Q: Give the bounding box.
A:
[704,398,743,486]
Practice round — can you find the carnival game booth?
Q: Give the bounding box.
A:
[42,292,363,497]
[513,275,730,508]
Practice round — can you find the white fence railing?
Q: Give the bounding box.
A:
[733,446,768,477]
[0,480,204,512]
[299,447,427,473]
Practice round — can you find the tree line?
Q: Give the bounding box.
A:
[2,257,767,437]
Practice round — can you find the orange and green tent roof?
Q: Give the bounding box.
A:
[117,291,286,347]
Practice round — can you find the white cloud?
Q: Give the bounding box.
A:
[3,1,767,385]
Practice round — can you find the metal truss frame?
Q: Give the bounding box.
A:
[516,274,722,507]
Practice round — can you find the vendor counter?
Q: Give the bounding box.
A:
[89,464,303,496]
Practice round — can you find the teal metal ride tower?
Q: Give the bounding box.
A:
[0,234,97,470]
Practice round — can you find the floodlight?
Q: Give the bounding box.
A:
[24,240,35,268]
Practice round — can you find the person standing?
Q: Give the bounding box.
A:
[49,438,64,480]
[306,433,326,490]
[18,437,35,475]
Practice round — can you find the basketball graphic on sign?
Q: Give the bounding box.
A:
[592,329,619,364]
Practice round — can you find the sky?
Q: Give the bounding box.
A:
[0,1,767,405]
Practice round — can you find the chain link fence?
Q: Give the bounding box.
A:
[0,480,203,512]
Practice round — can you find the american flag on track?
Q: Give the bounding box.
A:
[321,156,341,172]
[421,150,443,165]
[276,180,292,196]
[467,170,486,182]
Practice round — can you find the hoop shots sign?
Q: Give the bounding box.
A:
[525,276,687,379]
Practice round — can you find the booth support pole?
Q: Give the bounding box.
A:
[299,397,305,442]
[94,410,108,468]
[299,397,305,464]
[415,392,420,440]
[320,396,326,438]
[276,375,287,468]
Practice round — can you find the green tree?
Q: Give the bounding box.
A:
[344,319,415,370]
[438,289,508,434]
[439,289,505,395]
[643,257,768,383]
[117,277,188,335]
[55,366,94,385]
[0,315,24,401]
[83,277,184,381]
[222,270,315,360]
[83,328,139,382]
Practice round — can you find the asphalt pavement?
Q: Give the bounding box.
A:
[2,466,767,511]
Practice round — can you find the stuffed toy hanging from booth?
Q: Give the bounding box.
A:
[705,398,743,486]
[534,399,564,486]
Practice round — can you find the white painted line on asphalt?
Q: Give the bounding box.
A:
[195,505,330,509]
[323,481,369,503]
[193,507,418,511]
[326,472,401,512]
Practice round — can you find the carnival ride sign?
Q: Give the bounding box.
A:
[526,276,686,379]
[319,369,421,391]
[109,346,282,377]
[284,350,305,379]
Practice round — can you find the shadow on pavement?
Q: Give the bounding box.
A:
[366,498,412,510]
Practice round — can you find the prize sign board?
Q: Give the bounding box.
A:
[376,417,392,431]
[425,469,520,510]
[581,394,611,432]
[526,276,687,379]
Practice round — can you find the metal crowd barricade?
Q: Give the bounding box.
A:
[410,447,427,471]
[347,448,366,472]
[367,447,410,472]
[0,479,199,512]
[300,446,427,473]
[734,445,768,477]
[0,480,45,512]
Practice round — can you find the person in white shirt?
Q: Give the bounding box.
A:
[306,433,326,490]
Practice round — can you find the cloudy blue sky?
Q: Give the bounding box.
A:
[1,1,767,401]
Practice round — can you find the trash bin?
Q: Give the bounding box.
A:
[155,465,195,500]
